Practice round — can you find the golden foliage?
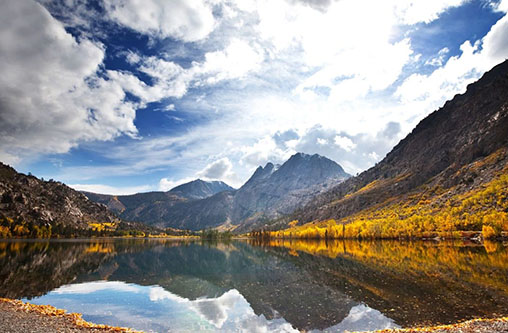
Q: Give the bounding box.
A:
[85,242,115,254]
[88,222,117,232]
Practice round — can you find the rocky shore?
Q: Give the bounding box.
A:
[1,297,507,332]
[378,317,508,333]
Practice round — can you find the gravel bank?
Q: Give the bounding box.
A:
[0,298,137,333]
[376,317,508,333]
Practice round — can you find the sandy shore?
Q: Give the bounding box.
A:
[1,297,507,332]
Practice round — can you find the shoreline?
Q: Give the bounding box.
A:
[1,298,507,333]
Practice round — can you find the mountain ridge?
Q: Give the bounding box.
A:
[82,178,235,226]
[84,153,350,230]
[272,59,508,237]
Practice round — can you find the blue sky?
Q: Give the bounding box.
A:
[1,0,508,194]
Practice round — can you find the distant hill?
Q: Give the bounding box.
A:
[0,163,118,236]
[83,179,235,227]
[169,179,234,200]
[279,59,508,238]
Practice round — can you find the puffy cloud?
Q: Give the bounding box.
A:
[240,136,292,167]
[334,136,356,152]
[110,39,264,107]
[197,39,264,84]
[7,0,507,191]
[289,0,334,12]
[0,0,138,163]
[105,0,216,42]
[482,11,508,61]
[197,157,233,180]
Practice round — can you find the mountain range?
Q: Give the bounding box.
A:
[83,179,234,223]
[1,59,507,236]
[84,153,350,230]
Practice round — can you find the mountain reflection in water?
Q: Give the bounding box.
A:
[0,239,507,332]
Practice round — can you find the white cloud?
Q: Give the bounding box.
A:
[109,38,264,108]
[197,157,233,180]
[158,177,197,192]
[425,47,450,67]
[393,0,467,25]
[0,0,138,163]
[198,39,264,84]
[70,183,153,195]
[240,136,293,167]
[368,151,380,160]
[316,138,327,145]
[496,0,508,12]
[105,0,216,42]
[165,104,176,111]
[334,136,356,152]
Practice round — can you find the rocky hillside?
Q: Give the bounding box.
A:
[289,59,508,230]
[0,163,118,232]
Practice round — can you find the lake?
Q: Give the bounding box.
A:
[1,239,507,332]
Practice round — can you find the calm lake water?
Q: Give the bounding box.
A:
[1,239,507,332]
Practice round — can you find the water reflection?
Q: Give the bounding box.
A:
[30,281,298,332]
[1,239,507,332]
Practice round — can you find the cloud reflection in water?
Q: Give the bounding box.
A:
[27,280,397,332]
